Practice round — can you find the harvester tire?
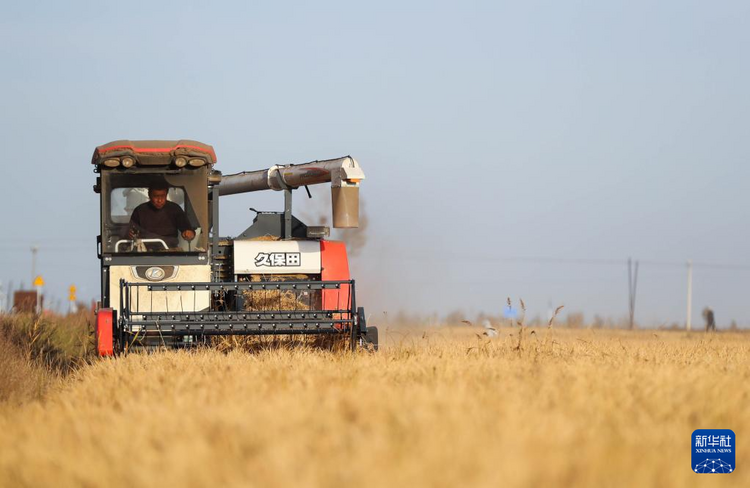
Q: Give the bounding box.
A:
[355,306,378,351]
[364,326,379,351]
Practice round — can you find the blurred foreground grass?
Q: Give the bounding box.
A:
[0,313,92,403]
[0,316,748,487]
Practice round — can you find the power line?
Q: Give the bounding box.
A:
[640,259,750,270]
[0,237,91,243]
[377,253,750,270]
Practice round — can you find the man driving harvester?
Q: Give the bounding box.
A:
[128,183,195,249]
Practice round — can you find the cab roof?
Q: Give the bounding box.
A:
[92,140,217,167]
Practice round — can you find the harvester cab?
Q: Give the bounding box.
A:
[92,140,376,355]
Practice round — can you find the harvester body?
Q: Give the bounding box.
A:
[92,140,375,355]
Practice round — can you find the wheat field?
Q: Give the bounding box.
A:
[0,319,747,488]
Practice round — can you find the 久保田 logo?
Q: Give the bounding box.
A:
[692,429,735,474]
[254,252,301,267]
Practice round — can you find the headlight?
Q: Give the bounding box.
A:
[121,157,135,168]
[175,157,187,167]
[188,158,206,167]
[103,158,120,167]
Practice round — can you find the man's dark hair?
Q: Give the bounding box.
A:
[148,182,170,194]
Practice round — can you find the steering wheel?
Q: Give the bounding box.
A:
[115,238,169,252]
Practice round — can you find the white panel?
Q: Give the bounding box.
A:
[234,240,321,274]
[109,264,211,314]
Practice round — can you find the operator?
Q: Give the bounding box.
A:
[128,183,195,249]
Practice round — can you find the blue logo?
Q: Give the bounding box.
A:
[692,429,735,474]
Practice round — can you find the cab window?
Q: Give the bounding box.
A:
[103,185,206,254]
[101,170,209,255]
[110,188,185,224]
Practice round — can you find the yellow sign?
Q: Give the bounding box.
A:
[69,294,77,302]
[33,275,44,287]
[69,285,77,294]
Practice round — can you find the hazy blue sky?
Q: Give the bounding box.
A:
[1,1,748,326]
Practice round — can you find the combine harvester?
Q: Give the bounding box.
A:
[92,140,377,355]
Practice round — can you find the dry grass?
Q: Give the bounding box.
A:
[241,273,314,311]
[0,322,748,487]
[0,313,92,403]
[0,334,50,403]
[211,332,351,353]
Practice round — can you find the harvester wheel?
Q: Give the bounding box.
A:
[364,326,379,351]
[355,307,378,351]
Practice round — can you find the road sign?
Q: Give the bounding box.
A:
[33,275,44,287]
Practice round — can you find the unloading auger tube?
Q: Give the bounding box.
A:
[217,156,365,228]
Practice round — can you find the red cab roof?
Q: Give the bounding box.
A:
[92,140,217,166]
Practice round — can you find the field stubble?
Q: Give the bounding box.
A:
[0,318,747,488]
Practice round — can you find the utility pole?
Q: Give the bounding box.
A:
[5,280,12,312]
[31,245,41,314]
[30,245,39,287]
[685,259,693,330]
[627,257,639,330]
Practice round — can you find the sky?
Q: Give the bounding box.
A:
[1,0,748,326]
